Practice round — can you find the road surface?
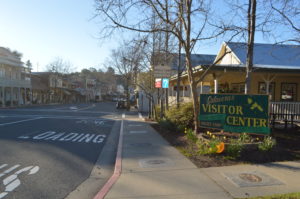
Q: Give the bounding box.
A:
[0,102,123,199]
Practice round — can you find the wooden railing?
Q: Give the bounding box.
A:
[270,102,300,129]
[270,102,300,121]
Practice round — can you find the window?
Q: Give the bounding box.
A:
[258,82,275,101]
[231,83,245,93]
[281,83,297,101]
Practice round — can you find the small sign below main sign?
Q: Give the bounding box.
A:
[162,78,169,88]
[155,78,162,88]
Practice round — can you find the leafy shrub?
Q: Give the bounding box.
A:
[165,102,194,130]
[154,105,162,121]
[184,128,198,143]
[225,138,244,159]
[196,139,210,155]
[258,136,276,152]
[158,119,177,132]
[196,133,225,155]
[238,133,252,143]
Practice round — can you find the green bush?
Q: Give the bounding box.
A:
[258,136,276,152]
[154,105,162,121]
[196,138,219,155]
[238,133,252,143]
[184,128,198,143]
[165,102,194,130]
[225,138,244,159]
[158,119,177,132]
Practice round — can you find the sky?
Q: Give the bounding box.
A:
[0,0,119,72]
[0,1,293,73]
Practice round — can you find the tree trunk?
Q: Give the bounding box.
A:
[182,0,200,133]
[176,41,182,108]
[245,0,256,94]
[186,53,200,133]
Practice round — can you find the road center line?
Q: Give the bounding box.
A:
[74,104,95,111]
[138,113,143,119]
[0,117,43,126]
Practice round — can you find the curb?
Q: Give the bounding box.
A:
[93,118,124,199]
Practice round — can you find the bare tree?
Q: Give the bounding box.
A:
[245,0,256,94]
[46,57,72,74]
[105,38,146,110]
[95,0,227,132]
[270,0,300,44]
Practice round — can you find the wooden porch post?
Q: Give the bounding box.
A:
[214,79,218,94]
[200,81,203,94]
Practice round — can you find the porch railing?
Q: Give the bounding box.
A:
[270,102,300,121]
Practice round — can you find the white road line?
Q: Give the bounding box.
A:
[74,105,95,111]
[128,124,142,127]
[0,165,20,178]
[18,136,30,139]
[0,164,8,170]
[8,109,114,114]
[122,113,125,119]
[0,117,43,126]
[0,115,116,120]
[138,113,143,119]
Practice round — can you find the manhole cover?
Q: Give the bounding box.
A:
[147,160,165,165]
[139,158,174,168]
[223,171,285,187]
[239,173,262,182]
[130,143,152,147]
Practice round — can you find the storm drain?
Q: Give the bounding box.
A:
[139,158,174,168]
[223,170,285,187]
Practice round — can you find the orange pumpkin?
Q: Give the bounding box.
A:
[216,142,225,153]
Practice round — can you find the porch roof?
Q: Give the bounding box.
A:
[169,64,300,82]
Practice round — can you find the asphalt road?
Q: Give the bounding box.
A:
[0,102,122,199]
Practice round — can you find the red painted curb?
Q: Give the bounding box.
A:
[93,119,124,199]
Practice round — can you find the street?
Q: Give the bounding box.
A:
[0,102,122,199]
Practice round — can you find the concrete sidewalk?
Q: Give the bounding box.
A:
[104,113,300,199]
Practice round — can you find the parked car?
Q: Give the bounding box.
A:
[116,100,126,109]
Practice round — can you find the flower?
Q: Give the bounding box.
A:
[212,135,216,139]
[223,136,226,140]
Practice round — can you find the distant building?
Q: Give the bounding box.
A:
[0,47,31,107]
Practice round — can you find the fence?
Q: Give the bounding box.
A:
[270,102,300,129]
[270,102,300,121]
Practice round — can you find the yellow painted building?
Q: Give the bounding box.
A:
[169,42,300,103]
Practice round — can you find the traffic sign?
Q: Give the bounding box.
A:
[155,78,162,88]
[162,78,169,88]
